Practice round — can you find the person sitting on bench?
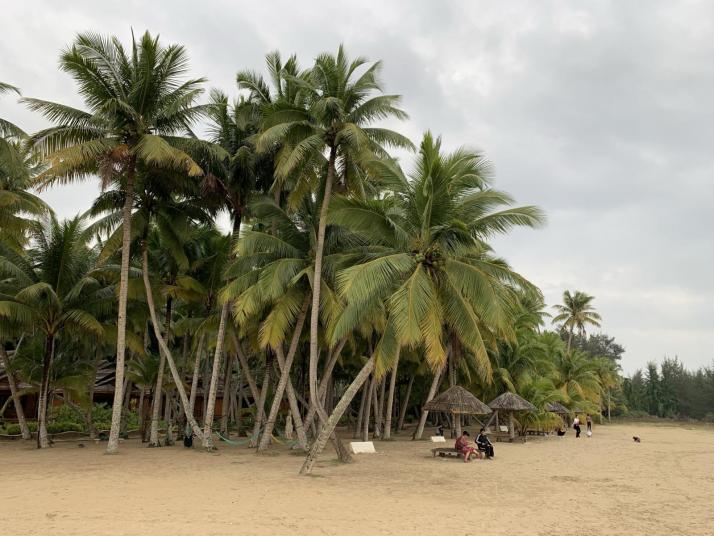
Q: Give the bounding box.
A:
[476,428,495,459]
[455,431,478,462]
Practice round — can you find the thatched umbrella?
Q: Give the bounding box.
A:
[546,401,571,429]
[424,386,491,434]
[424,386,492,415]
[488,392,536,441]
[546,401,569,415]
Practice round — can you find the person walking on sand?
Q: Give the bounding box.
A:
[586,414,593,433]
[573,416,581,438]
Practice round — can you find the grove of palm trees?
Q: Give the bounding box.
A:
[2,26,713,536]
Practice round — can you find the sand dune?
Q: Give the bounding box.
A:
[1,423,713,535]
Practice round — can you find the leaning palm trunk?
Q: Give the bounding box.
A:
[233,337,260,402]
[149,296,172,446]
[107,166,135,454]
[188,334,205,417]
[300,356,375,475]
[0,345,31,440]
[257,298,309,452]
[397,375,414,431]
[202,301,229,450]
[37,335,54,449]
[249,360,271,448]
[414,363,445,440]
[383,348,401,439]
[141,248,204,441]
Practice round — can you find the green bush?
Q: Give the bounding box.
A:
[0,403,142,435]
[2,421,38,435]
[47,422,84,434]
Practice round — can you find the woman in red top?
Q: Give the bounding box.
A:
[455,431,479,462]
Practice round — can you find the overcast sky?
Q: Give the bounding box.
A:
[1,1,712,373]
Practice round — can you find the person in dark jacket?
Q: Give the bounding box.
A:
[476,428,494,459]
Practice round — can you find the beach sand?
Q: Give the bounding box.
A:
[1,422,713,535]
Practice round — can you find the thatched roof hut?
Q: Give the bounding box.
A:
[424,386,491,415]
[488,392,537,412]
[487,392,536,441]
[546,401,570,415]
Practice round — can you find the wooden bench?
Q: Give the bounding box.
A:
[432,447,460,458]
[431,447,482,460]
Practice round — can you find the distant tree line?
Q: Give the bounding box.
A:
[623,358,714,421]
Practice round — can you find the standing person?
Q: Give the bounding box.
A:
[586,414,593,433]
[573,415,581,438]
[476,428,495,459]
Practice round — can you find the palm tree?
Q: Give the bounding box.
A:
[554,348,601,409]
[0,141,50,252]
[0,216,108,447]
[300,132,544,473]
[23,31,207,453]
[0,82,26,144]
[224,196,341,451]
[89,167,213,444]
[552,290,602,351]
[256,45,413,433]
[197,85,278,450]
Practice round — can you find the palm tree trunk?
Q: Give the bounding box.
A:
[121,378,132,436]
[188,334,205,417]
[373,377,385,438]
[414,363,445,440]
[0,344,31,440]
[354,381,368,438]
[233,336,260,402]
[163,390,174,445]
[107,163,135,454]
[220,354,233,437]
[258,298,309,452]
[383,347,401,440]
[202,302,229,450]
[37,334,54,449]
[236,371,244,436]
[149,295,172,446]
[141,247,204,442]
[86,355,99,439]
[137,387,145,434]
[307,146,337,429]
[249,359,271,448]
[303,337,347,435]
[362,374,375,441]
[202,214,243,445]
[397,375,414,431]
[567,327,574,353]
[300,355,375,475]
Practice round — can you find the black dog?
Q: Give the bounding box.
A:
[633,436,641,443]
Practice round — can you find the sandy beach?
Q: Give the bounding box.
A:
[1,422,713,535]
